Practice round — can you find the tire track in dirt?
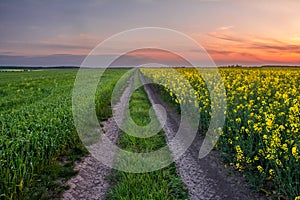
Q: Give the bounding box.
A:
[62,76,134,200]
[140,72,266,200]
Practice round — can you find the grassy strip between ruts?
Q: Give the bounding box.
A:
[106,73,189,200]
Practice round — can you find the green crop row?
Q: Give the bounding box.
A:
[0,69,129,199]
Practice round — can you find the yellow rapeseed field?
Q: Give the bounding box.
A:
[141,67,300,199]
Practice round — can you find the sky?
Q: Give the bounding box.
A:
[1,0,300,66]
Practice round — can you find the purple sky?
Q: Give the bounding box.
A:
[1,0,300,66]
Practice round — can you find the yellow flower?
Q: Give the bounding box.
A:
[282,143,288,152]
[235,118,241,123]
[278,125,285,131]
[257,165,264,173]
[263,134,268,140]
[292,146,299,160]
[269,169,276,178]
[276,159,283,167]
[235,163,243,171]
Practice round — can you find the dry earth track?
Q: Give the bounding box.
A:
[62,73,266,200]
[140,72,266,200]
[62,77,134,200]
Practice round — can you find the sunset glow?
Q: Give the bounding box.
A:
[1,0,300,66]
